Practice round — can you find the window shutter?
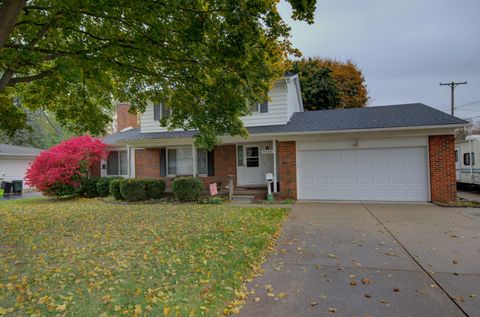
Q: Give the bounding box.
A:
[160,148,166,176]
[153,103,161,121]
[161,103,170,119]
[207,150,215,176]
[260,99,268,113]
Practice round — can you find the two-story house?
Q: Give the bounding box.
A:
[99,74,466,202]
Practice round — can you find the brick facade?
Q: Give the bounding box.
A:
[116,103,139,131]
[428,135,456,202]
[135,149,161,179]
[278,141,297,199]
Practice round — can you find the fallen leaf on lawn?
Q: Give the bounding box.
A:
[328,254,337,259]
[430,284,437,288]
[254,297,260,302]
[114,305,121,311]
[469,294,476,299]
[328,307,337,313]
[350,281,357,286]
[380,299,389,304]
[385,252,396,256]
[452,260,458,264]
[393,288,400,292]
[361,278,370,285]
[349,274,356,278]
[315,265,322,269]
[278,292,287,298]
[0,307,8,315]
[296,247,303,252]
[55,304,67,312]
[365,294,371,298]
[453,296,464,302]
[310,301,318,306]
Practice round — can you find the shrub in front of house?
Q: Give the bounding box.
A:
[109,179,124,200]
[77,177,100,198]
[172,177,204,202]
[144,179,166,199]
[24,136,107,197]
[97,177,123,197]
[119,179,147,202]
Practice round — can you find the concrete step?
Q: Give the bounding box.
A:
[231,195,255,203]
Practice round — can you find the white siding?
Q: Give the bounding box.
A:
[139,78,301,133]
[0,157,35,188]
[286,77,301,120]
[240,80,289,127]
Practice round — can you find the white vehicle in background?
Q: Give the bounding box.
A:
[456,135,480,186]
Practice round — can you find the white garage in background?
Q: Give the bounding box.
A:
[297,137,430,202]
[0,144,42,188]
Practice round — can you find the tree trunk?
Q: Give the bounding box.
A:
[0,0,27,49]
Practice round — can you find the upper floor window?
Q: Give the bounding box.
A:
[153,102,171,121]
[107,151,128,176]
[250,99,268,113]
[464,152,475,166]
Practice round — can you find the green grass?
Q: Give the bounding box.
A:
[0,198,287,316]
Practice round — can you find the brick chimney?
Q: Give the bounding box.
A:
[116,103,139,132]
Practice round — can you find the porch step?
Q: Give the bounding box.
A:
[231,195,255,203]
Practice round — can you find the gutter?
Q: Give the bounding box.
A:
[110,123,466,146]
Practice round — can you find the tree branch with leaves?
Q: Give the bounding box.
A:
[0,0,316,148]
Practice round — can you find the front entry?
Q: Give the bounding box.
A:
[237,143,274,186]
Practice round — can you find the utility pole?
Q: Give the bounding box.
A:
[439,81,467,115]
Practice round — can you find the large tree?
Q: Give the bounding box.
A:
[291,57,369,111]
[0,0,316,149]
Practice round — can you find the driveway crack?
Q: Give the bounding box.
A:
[361,203,470,317]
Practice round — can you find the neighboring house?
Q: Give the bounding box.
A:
[0,144,41,188]
[99,74,467,203]
[455,135,480,185]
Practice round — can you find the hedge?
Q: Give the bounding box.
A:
[109,179,124,200]
[119,179,147,202]
[144,179,166,199]
[97,177,123,197]
[77,177,100,198]
[172,177,204,202]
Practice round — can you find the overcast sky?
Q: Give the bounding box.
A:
[278,0,480,120]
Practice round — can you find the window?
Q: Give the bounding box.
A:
[237,145,244,166]
[464,152,475,166]
[455,150,458,163]
[197,149,208,175]
[249,99,268,113]
[153,103,171,121]
[107,151,127,175]
[167,148,208,176]
[246,146,259,167]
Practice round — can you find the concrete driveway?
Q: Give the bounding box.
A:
[240,202,480,317]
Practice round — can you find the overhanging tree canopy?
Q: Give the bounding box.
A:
[0,0,316,149]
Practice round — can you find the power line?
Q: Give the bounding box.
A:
[456,99,480,109]
[439,81,468,115]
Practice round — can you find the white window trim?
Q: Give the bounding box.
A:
[166,146,208,177]
[106,150,128,176]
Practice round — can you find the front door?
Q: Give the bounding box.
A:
[237,145,263,185]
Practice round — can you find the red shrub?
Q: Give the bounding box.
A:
[25,136,108,196]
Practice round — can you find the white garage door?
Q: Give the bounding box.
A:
[0,157,34,188]
[297,147,429,201]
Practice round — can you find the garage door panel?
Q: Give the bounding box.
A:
[298,147,428,202]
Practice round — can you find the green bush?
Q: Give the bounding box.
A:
[172,177,204,202]
[144,179,166,199]
[97,177,123,197]
[109,179,124,200]
[119,179,147,202]
[77,177,100,198]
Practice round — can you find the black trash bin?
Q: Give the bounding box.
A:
[1,181,12,194]
[12,180,23,194]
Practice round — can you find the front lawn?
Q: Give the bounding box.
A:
[0,199,287,316]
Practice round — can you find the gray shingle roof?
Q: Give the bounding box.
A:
[103,103,467,144]
[0,144,42,156]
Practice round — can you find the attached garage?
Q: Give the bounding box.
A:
[296,138,429,202]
